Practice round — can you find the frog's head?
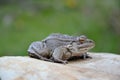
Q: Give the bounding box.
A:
[77,38,95,52]
[67,36,95,53]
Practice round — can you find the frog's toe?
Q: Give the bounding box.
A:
[63,60,68,64]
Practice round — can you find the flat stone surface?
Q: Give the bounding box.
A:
[0,52,120,80]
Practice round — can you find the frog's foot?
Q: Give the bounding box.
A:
[82,53,92,59]
[53,58,68,64]
[28,52,53,62]
[42,58,54,62]
[62,60,68,64]
[28,52,40,59]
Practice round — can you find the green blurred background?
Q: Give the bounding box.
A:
[0,0,120,56]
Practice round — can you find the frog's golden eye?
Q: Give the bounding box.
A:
[80,35,87,39]
[79,35,87,43]
[79,39,85,44]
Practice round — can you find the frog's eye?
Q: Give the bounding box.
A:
[79,38,85,44]
[79,35,87,44]
[80,35,87,39]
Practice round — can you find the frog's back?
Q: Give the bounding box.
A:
[43,33,80,51]
[43,33,78,41]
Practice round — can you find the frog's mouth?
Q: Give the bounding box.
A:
[78,42,95,51]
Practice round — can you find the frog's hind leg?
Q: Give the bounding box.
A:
[53,58,68,64]
[28,52,53,62]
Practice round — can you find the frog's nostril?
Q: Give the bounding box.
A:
[89,41,92,42]
[89,40,94,43]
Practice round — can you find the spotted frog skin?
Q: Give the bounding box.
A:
[27,33,95,64]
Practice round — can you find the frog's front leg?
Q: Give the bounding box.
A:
[52,46,68,64]
[82,53,92,59]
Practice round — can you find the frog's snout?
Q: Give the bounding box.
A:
[87,39,95,48]
[88,40,94,43]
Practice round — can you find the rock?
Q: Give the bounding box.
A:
[0,52,120,80]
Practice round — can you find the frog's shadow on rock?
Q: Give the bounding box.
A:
[68,55,92,61]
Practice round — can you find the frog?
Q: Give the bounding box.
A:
[27,33,95,64]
